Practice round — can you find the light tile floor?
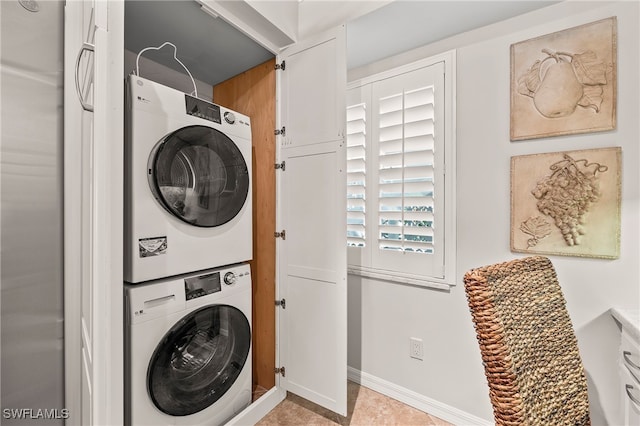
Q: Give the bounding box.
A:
[255,381,453,425]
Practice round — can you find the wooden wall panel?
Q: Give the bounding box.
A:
[214,58,276,391]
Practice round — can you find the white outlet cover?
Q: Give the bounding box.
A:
[409,337,423,360]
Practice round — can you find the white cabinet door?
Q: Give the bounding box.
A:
[279,26,346,148]
[277,26,347,416]
[64,1,124,424]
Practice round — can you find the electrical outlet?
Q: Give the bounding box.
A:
[409,337,423,360]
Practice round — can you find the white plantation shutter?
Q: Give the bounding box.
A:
[370,63,445,280]
[346,103,367,247]
[377,86,436,254]
[346,56,453,286]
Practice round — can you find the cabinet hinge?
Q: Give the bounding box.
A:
[274,127,286,136]
[274,161,286,171]
[274,366,286,377]
[275,298,286,309]
[274,230,286,240]
[274,60,285,71]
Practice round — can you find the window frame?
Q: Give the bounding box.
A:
[346,50,457,289]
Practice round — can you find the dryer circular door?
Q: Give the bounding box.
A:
[148,125,250,227]
[147,305,251,416]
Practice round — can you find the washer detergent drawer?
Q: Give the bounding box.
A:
[126,280,186,324]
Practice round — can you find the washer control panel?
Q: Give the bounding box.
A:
[184,271,221,300]
[126,263,251,324]
[182,264,250,301]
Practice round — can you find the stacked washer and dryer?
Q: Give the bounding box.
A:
[124,75,253,426]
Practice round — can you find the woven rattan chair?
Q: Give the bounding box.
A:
[464,256,590,426]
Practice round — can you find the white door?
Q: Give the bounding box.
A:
[64,1,124,424]
[276,26,348,416]
[64,3,94,422]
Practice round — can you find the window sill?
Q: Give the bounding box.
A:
[347,265,453,290]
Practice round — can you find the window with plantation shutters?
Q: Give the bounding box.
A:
[377,86,436,254]
[346,102,367,247]
[346,53,456,288]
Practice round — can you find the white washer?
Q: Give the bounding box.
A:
[124,263,252,426]
[125,75,252,283]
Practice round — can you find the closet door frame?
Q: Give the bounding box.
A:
[64,1,124,424]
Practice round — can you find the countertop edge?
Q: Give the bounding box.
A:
[610,307,640,342]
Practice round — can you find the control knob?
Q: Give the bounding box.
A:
[223,111,236,124]
[223,272,237,286]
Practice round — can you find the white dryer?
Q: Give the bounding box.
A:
[125,75,252,283]
[124,263,252,426]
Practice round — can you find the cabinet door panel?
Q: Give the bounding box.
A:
[279,27,346,148]
[279,142,347,416]
[277,25,347,416]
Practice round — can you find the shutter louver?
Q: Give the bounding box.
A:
[378,86,435,254]
[346,103,366,247]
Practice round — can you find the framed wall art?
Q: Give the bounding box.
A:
[511,147,621,259]
[511,17,617,141]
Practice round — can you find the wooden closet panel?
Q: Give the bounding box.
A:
[213,58,276,391]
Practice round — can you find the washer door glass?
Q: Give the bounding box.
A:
[149,125,249,227]
[147,305,251,416]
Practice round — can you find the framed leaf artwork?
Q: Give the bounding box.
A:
[511,147,621,259]
[510,17,617,141]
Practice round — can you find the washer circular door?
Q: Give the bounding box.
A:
[148,125,250,227]
[147,305,251,416]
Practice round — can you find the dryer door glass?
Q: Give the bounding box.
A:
[149,125,249,227]
[147,305,251,416]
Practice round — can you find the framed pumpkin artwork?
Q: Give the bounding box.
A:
[510,17,617,141]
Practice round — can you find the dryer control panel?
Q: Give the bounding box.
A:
[185,94,221,124]
[184,271,221,300]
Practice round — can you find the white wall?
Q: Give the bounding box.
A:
[347,1,639,424]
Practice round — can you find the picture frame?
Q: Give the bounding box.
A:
[511,147,621,259]
[510,17,617,141]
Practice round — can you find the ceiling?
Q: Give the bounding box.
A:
[124,1,275,86]
[346,1,560,70]
[124,0,559,87]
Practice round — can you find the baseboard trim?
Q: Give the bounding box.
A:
[347,367,492,426]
